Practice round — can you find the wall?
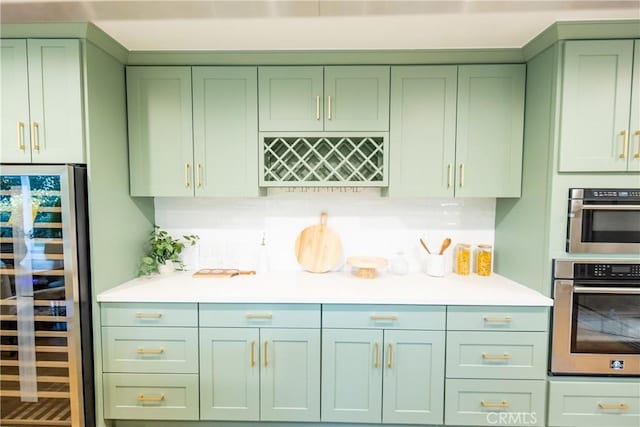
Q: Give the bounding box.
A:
[155,192,495,276]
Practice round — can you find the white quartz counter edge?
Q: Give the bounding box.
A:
[97,271,553,306]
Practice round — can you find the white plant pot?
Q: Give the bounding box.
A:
[157,261,175,274]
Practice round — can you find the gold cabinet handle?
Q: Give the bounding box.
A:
[620,129,629,159]
[136,347,164,355]
[263,341,268,367]
[185,163,191,188]
[316,95,320,120]
[599,402,629,410]
[31,121,40,151]
[482,353,512,360]
[135,312,162,319]
[447,163,452,188]
[387,343,393,369]
[137,393,165,402]
[197,164,203,188]
[250,341,255,367]
[245,313,272,319]
[17,121,25,151]
[459,163,464,188]
[374,342,380,368]
[481,400,510,408]
[483,316,512,323]
[370,315,398,321]
[634,130,640,159]
[327,95,332,120]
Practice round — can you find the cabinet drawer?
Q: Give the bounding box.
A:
[446,331,547,379]
[445,379,545,426]
[199,303,320,328]
[102,327,198,374]
[447,306,548,331]
[322,304,445,330]
[548,379,640,427]
[103,373,199,420]
[101,303,197,327]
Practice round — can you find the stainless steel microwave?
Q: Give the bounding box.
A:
[566,188,640,254]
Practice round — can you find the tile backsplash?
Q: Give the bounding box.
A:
[155,190,496,274]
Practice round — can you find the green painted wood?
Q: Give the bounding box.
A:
[446,306,549,331]
[321,328,383,423]
[382,330,445,425]
[548,379,640,427]
[258,66,323,131]
[0,39,31,163]
[126,66,194,196]
[100,303,198,327]
[324,66,390,131]
[192,67,259,197]
[629,40,640,172]
[103,373,199,420]
[322,304,445,330]
[455,64,525,197]
[199,303,321,328]
[446,331,547,380]
[558,40,635,172]
[101,327,198,374]
[199,327,260,421]
[388,65,457,197]
[260,328,321,422]
[445,379,545,426]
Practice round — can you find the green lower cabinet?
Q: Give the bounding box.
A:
[103,373,199,420]
[548,379,640,427]
[445,379,546,426]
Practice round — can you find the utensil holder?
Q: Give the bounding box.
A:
[425,254,445,277]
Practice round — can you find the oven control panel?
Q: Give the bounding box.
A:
[575,263,640,279]
[582,188,640,200]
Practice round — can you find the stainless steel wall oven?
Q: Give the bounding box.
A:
[551,259,640,376]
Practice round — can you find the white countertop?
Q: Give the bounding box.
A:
[97,270,553,306]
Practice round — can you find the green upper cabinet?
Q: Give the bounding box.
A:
[127,66,259,197]
[258,66,390,132]
[455,64,525,197]
[628,40,640,172]
[193,67,259,197]
[558,40,638,172]
[1,39,83,164]
[127,66,194,197]
[388,66,458,197]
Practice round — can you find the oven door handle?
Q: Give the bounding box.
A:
[580,204,639,210]
[574,286,640,295]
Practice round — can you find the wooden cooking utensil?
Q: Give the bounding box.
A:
[438,238,452,255]
[346,256,388,279]
[294,212,343,273]
[193,269,256,278]
[419,238,431,254]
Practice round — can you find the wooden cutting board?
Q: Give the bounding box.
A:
[193,269,256,278]
[294,212,343,273]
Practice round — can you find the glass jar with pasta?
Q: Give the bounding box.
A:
[454,243,471,275]
[476,244,493,276]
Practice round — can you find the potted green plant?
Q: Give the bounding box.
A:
[138,226,199,276]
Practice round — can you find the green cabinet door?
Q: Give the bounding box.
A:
[193,67,259,197]
[127,66,194,197]
[27,39,84,164]
[321,328,383,423]
[1,39,31,163]
[382,330,445,425]
[629,40,640,172]
[199,328,260,421]
[258,67,323,131]
[559,40,635,172]
[456,64,525,197]
[324,66,390,132]
[388,66,457,197]
[260,328,321,422]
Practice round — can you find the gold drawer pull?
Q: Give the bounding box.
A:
[17,121,25,150]
[245,313,272,319]
[374,341,380,368]
[634,130,640,158]
[370,315,398,321]
[264,341,268,367]
[136,347,164,355]
[620,129,629,159]
[250,341,256,367]
[135,313,162,319]
[137,393,165,402]
[482,353,512,360]
[599,402,629,410]
[481,400,510,408]
[483,316,512,323]
[31,121,40,151]
[387,343,393,369]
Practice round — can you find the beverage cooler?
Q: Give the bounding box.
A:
[0,165,94,427]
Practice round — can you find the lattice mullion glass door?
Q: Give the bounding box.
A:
[0,165,84,427]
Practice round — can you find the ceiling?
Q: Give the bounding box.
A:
[1,0,639,51]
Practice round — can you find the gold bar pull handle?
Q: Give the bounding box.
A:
[599,402,629,410]
[483,316,513,323]
[17,121,25,150]
[136,347,164,355]
[634,130,640,159]
[245,313,273,319]
[263,341,268,367]
[620,129,629,159]
[370,315,398,321]
[459,163,464,188]
[137,394,165,402]
[316,95,320,120]
[482,353,512,360]
[373,342,380,368]
[481,400,510,408]
[250,341,255,367]
[197,163,203,188]
[327,95,332,120]
[387,343,393,369]
[135,312,163,319]
[447,163,452,188]
[185,163,191,188]
[31,121,40,151]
